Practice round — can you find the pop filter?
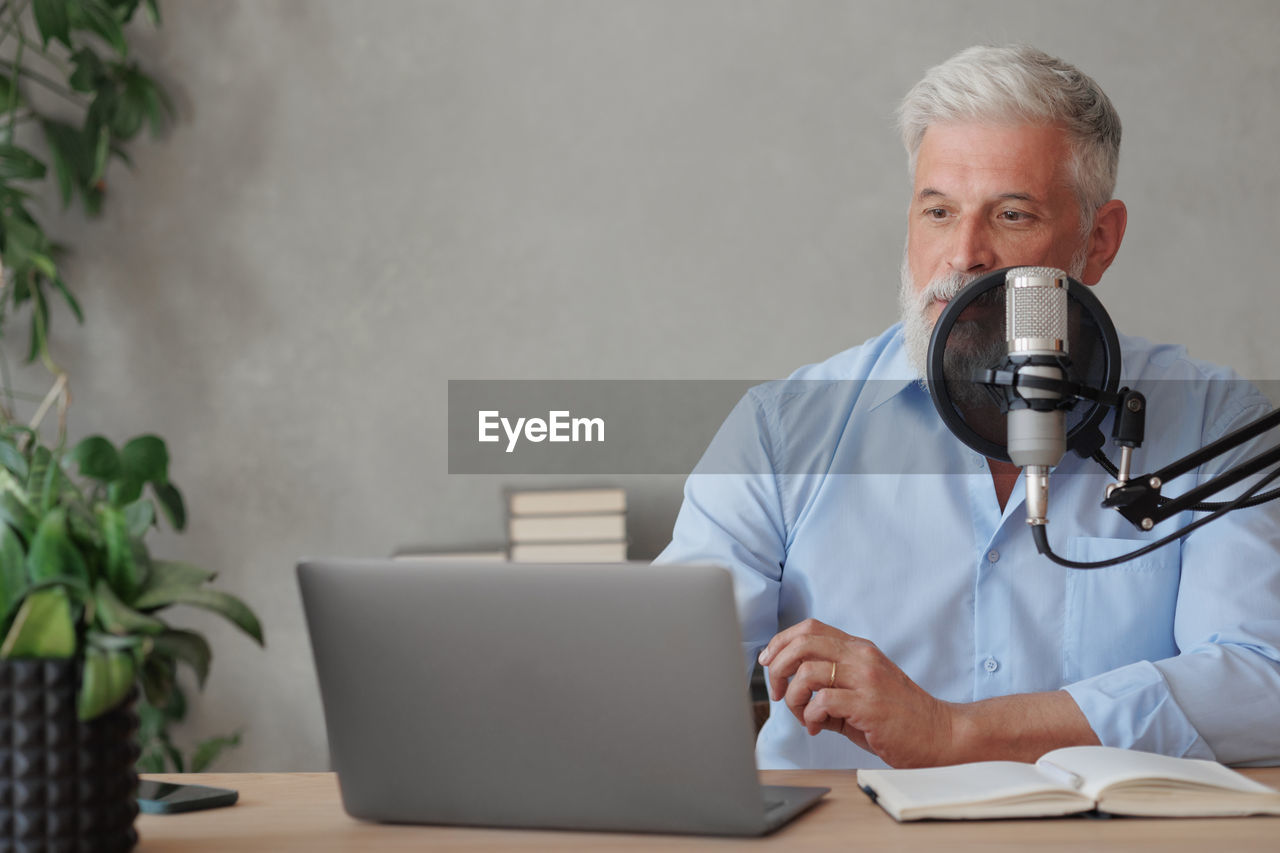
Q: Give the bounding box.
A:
[925,267,1122,464]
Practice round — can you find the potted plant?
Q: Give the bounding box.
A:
[0,0,251,775]
[0,427,262,850]
[0,6,259,845]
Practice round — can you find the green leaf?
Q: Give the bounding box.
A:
[3,218,46,278]
[107,476,141,506]
[0,74,21,110]
[0,145,47,181]
[133,585,263,646]
[68,48,107,93]
[27,508,90,584]
[98,507,139,599]
[112,71,147,139]
[0,492,37,542]
[0,587,75,658]
[139,652,175,708]
[52,277,85,323]
[85,629,146,651]
[41,120,90,188]
[0,187,31,211]
[0,524,29,627]
[123,498,154,538]
[39,118,113,216]
[153,482,185,530]
[151,628,210,687]
[89,123,111,185]
[5,204,41,228]
[120,435,168,484]
[136,689,166,736]
[94,578,164,635]
[70,435,120,481]
[191,732,240,773]
[143,0,161,26]
[33,0,73,48]
[143,83,165,136]
[71,0,130,56]
[84,185,104,216]
[48,141,74,208]
[0,465,31,498]
[11,273,29,306]
[139,559,214,593]
[128,536,152,592]
[103,0,142,22]
[0,440,28,481]
[66,501,102,549]
[30,254,58,279]
[78,646,135,720]
[0,425,36,445]
[25,446,50,510]
[38,447,63,517]
[161,671,187,719]
[25,283,48,364]
[86,89,115,148]
[24,574,91,600]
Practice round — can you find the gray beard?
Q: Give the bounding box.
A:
[897,246,1087,383]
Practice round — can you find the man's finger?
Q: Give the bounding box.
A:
[765,635,842,700]
[758,618,841,666]
[803,686,853,735]
[782,659,838,719]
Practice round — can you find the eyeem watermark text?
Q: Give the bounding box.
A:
[478,410,604,452]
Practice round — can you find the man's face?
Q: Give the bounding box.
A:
[899,121,1091,377]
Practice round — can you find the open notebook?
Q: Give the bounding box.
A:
[856,746,1280,821]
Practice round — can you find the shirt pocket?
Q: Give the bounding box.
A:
[1062,536,1181,684]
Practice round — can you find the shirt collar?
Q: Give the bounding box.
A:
[862,325,927,413]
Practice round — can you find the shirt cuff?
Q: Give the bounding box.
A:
[1062,659,1214,759]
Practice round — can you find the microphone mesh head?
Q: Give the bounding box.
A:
[1006,266,1068,282]
[1005,267,1068,346]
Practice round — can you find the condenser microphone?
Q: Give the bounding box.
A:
[926,265,1121,474]
[1004,266,1071,525]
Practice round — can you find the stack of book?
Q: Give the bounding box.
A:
[506,487,628,563]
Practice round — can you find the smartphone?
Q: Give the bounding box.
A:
[136,780,239,814]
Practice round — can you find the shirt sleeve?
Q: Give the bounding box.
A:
[1064,398,1280,764]
[653,388,788,676]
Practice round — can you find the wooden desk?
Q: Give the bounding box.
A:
[136,768,1280,852]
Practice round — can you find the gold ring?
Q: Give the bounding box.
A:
[828,661,837,688]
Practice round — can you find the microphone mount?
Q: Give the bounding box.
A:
[978,366,1280,539]
[980,357,1111,413]
[1099,406,1280,531]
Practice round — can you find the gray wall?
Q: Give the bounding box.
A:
[29,1,1280,770]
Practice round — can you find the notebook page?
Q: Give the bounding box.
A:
[1038,746,1277,800]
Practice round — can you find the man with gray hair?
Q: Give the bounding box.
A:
[658,45,1280,769]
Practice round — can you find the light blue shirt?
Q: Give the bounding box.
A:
[657,325,1280,769]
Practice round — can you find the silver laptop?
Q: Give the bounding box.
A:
[297,559,827,836]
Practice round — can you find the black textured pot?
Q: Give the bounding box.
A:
[0,659,139,853]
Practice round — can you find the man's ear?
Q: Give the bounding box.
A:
[1080,199,1127,285]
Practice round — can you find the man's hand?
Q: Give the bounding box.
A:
[757,618,958,767]
[757,619,1101,768]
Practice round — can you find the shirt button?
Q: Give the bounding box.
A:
[983,657,999,673]
[973,455,985,468]
[987,549,1000,563]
